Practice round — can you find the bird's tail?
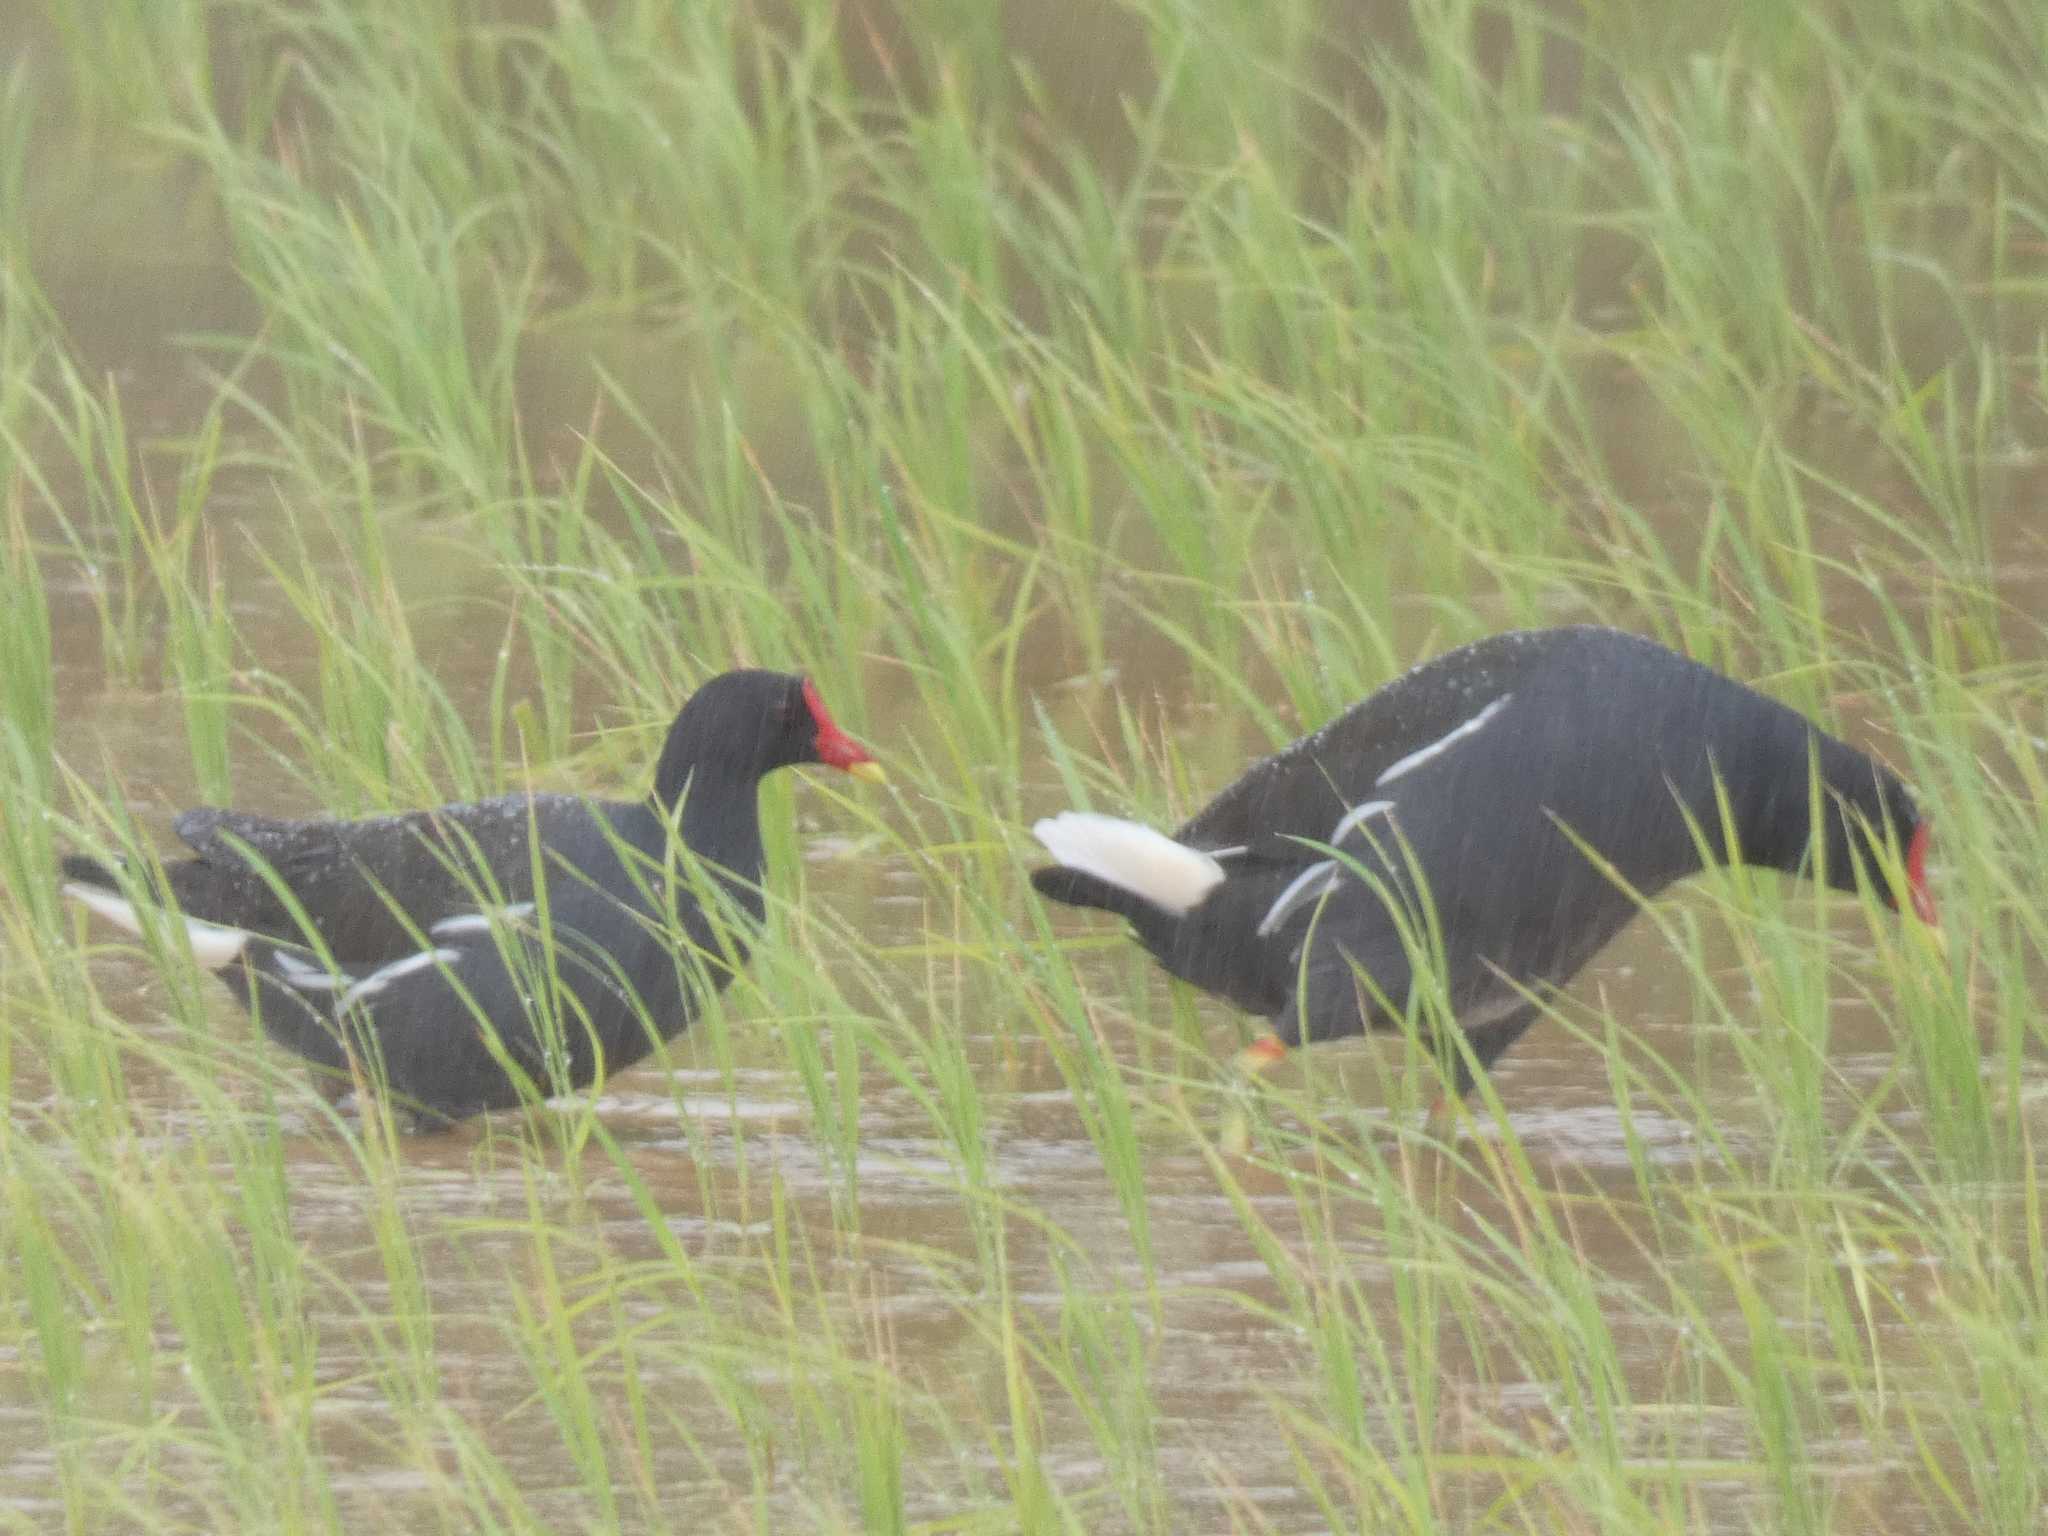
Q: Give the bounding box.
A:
[60,856,254,970]
[60,854,123,890]
[1030,812,1224,918]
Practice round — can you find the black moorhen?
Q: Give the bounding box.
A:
[62,670,884,1124]
[1030,626,1937,1114]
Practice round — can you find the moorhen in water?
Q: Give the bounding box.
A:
[63,670,883,1124]
[1031,626,1938,1112]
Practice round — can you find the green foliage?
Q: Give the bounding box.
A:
[0,0,2042,1529]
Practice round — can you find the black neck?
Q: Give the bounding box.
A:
[651,718,770,874]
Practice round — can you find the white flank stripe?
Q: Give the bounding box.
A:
[270,948,351,993]
[1374,693,1514,788]
[431,901,537,938]
[1256,859,1342,937]
[339,946,461,1012]
[62,881,252,969]
[1328,798,1395,846]
[1032,812,1225,915]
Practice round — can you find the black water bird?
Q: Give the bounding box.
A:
[63,670,884,1124]
[1029,626,1937,1111]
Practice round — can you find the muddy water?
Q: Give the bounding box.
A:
[6,29,2046,1536]
[16,628,2029,1533]
[9,434,2020,1507]
[13,372,2038,1522]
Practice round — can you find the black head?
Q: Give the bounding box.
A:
[652,670,882,809]
[1807,742,1937,926]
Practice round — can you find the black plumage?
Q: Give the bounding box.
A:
[1032,626,1936,1098]
[62,670,882,1124]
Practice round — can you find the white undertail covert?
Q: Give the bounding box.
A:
[1032,812,1226,915]
[61,882,253,970]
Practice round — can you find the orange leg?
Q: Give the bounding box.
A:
[1219,1034,1288,1155]
[1424,1090,1468,1138]
[1234,1033,1289,1077]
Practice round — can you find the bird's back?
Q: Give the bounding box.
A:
[166,794,662,961]
[1155,627,1858,1024]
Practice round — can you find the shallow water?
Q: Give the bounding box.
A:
[14,768,2032,1531]
[6,7,2046,1532]
[11,347,2030,1529]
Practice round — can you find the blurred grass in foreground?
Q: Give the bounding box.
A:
[0,0,2044,1529]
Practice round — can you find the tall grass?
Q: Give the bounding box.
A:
[0,0,2043,1529]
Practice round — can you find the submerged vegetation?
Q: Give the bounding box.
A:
[0,0,2043,1529]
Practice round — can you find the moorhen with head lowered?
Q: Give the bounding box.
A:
[63,670,883,1124]
[1030,626,1937,1114]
